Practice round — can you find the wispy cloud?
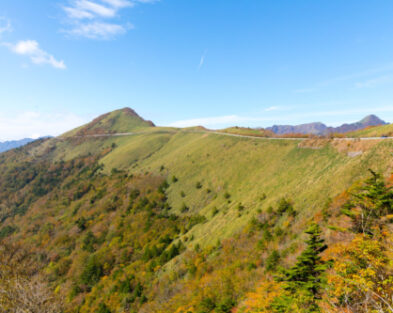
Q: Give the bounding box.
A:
[198,50,207,71]
[294,63,393,93]
[0,17,12,36]
[264,106,281,112]
[62,0,156,39]
[355,75,393,89]
[68,22,131,39]
[169,115,272,128]
[3,40,66,69]
[101,0,134,8]
[64,0,118,19]
[0,111,87,141]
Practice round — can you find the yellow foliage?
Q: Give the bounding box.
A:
[240,281,283,312]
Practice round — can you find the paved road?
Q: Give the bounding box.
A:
[63,130,393,141]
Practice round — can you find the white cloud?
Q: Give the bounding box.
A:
[64,7,95,19]
[62,0,155,39]
[4,40,66,69]
[0,111,87,141]
[265,106,280,112]
[355,75,393,89]
[65,0,117,19]
[0,17,12,36]
[68,22,129,39]
[198,50,207,71]
[101,0,134,8]
[169,115,273,128]
[170,115,240,127]
[134,0,158,3]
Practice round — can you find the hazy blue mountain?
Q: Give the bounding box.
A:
[267,115,387,135]
[0,138,35,153]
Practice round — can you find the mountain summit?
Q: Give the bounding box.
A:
[65,107,155,136]
[267,114,387,135]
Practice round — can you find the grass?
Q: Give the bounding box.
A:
[38,106,393,248]
[348,123,393,137]
[46,127,393,247]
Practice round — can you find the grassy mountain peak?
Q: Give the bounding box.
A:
[64,107,155,137]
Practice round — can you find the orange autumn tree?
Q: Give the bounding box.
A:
[325,170,393,312]
[326,233,393,313]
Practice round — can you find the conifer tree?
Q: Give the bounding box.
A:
[343,169,393,234]
[273,223,328,312]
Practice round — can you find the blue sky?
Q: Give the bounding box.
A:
[1,1,393,139]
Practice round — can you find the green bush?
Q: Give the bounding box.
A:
[97,303,111,313]
[180,203,189,213]
[0,225,17,239]
[82,231,98,252]
[265,250,280,272]
[80,255,104,288]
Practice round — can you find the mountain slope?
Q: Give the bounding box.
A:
[330,114,387,133]
[63,107,155,137]
[267,114,387,135]
[267,122,327,135]
[1,108,393,312]
[348,122,393,137]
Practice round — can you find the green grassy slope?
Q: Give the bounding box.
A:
[46,122,393,247]
[347,123,393,137]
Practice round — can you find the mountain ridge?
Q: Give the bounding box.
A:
[266,114,387,135]
[0,138,35,153]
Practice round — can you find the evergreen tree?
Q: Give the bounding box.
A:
[343,169,393,234]
[273,223,328,312]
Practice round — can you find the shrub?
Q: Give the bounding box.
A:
[82,231,97,253]
[265,250,280,272]
[277,198,296,216]
[75,217,87,231]
[80,255,104,288]
[212,207,219,217]
[0,225,17,239]
[180,203,189,213]
[97,303,111,313]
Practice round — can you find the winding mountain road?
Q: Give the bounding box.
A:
[64,130,393,141]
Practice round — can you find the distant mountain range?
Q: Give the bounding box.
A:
[266,114,387,135]
[0,138,35,153]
